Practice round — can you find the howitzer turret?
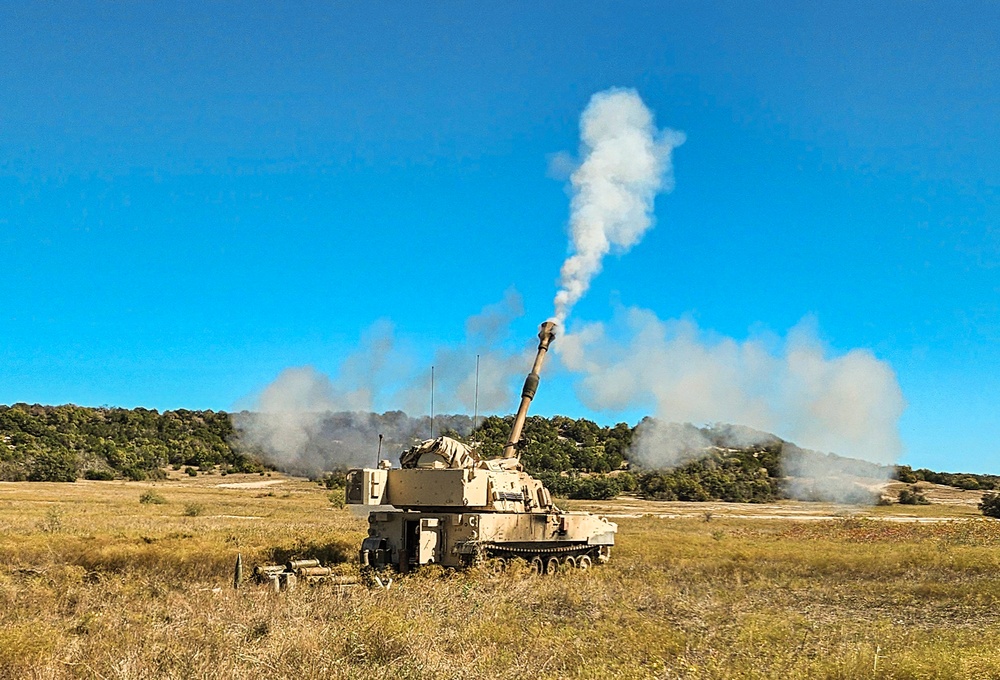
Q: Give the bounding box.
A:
[346,320,617,573]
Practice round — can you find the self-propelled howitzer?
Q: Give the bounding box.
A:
[345,321,617,573]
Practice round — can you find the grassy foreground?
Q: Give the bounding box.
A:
[2,476,1000,679]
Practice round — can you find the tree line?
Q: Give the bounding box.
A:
[894,465,1000,491]
[0,404,258,482]
[2,403,997,505]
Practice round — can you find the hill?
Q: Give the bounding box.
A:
[0,404,256,481]
[2,403,997,505]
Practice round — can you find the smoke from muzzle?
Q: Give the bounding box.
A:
[552,88,685,326]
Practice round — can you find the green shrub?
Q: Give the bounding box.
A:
[898,486,930,505]
[979,492,1000,518]
[139,491,166,505]
[84,469,115,481]
[318,472,347,489]
[183,503,204,517]
[37,508,64,533]
[0,466,26,482]
[535,471,635,500]
[184,467,198,477]
[27,450,78,482]
[123,468,147,481]
[954,476,982,490]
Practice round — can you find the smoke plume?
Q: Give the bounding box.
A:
[393,289,532,417]
[558,308,906,500]
[553,88,686,326]
[232,321,398,473]
[233,293,530,473]
[235,367,375,473]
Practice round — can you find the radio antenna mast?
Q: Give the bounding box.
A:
[473,354,480,434]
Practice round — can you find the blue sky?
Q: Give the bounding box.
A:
[2,2,998,472]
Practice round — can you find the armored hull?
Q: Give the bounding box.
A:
[345,321,618,573]
[361,509,614,571]
[349,463,617,572]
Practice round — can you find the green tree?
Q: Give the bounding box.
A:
[979,492,1000,518]
[27,449,78,482]
[898,486,930,505]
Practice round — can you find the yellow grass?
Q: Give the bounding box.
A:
[2,475,1000,679]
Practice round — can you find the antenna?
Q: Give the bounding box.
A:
[375,433,383,467]
[430,365,435,439]
[473,354,480,434]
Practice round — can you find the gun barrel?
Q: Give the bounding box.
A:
[502,321,557,458]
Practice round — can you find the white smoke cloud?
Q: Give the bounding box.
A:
[233,322,399,472]
[234,293,530,472]
[547,91,904,502]
[237,366,372,471]
[553,88,686,326]
[558,308,906,486]
[393,289,533,417]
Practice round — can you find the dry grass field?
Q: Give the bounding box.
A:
[3,474,1000,679]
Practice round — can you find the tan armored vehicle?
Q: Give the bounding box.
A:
[346,321,617,573]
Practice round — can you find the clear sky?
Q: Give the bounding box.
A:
[2,2,998,472]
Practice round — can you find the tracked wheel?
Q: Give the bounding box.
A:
[545,556,560,574]
[577,555,592,570]
[529,556,544,574]
[563,555,577,569]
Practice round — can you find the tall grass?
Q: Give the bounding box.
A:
[1,478,999,678]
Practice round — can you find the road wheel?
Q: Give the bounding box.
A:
[529,556,544,574]
[491,557,508,575]
[545,556,560,574]
[577,555,592,570]
[563,556,577,569]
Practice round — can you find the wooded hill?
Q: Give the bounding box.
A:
[0,404,257,482]
[1,403,994,504]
